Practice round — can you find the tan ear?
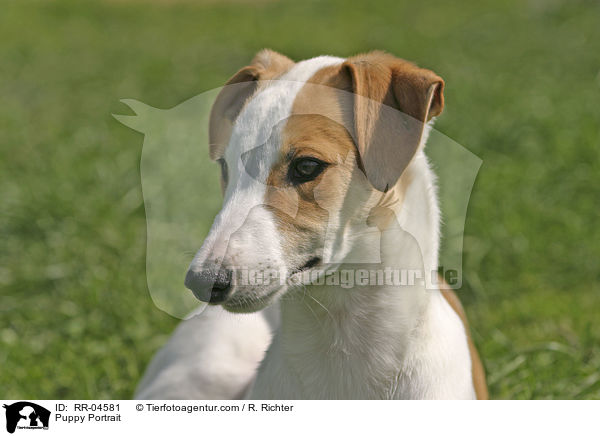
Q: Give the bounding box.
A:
[209,49,295,160]
[342,51,444,192]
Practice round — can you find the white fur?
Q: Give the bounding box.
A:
[135,56,475,400]
[186,56,344,312]
[248,150,474,399]
[135,305,272,399]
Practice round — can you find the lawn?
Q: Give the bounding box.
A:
[1,0,599,399]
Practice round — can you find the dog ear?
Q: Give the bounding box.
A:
[342,52,444,192]
[209,49,295,160]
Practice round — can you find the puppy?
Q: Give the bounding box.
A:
[136,50,487,400]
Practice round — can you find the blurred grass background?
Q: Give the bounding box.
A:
[1,0,599,399]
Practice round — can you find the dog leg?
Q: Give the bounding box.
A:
[134,305,276,399]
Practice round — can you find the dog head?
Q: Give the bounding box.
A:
[185,50,444,312]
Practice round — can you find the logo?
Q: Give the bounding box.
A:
[114,88,481,319]
[3,402,50,434]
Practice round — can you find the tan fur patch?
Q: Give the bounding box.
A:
[265,61,422,258]
[264,113,357,258]
[264,61,416,259]
[342,51,444,192]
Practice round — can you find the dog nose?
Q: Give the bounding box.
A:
[184,268,232,303]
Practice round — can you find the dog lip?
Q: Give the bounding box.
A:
[222,287,282,313]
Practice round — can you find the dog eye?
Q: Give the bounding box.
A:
[289,157,327,184]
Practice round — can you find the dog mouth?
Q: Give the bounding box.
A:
[286,256,325,287]
[222,286,282,313]
[293,256,322,274]
[217,257,322,313]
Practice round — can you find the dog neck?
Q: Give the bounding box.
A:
[252,149,447,399]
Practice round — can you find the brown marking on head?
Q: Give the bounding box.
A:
[264,112,357,259]
[262,52,444,262]
[342,51,444,192]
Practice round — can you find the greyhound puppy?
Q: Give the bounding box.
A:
[135,50,487,400]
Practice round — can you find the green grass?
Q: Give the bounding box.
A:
[1,0,599,399]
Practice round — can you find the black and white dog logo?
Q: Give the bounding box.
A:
[3,402,50,434]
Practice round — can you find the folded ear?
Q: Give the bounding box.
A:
[209,49,295,160]
[342,52,444,192]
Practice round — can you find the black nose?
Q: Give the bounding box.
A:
[184,268,232,304]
